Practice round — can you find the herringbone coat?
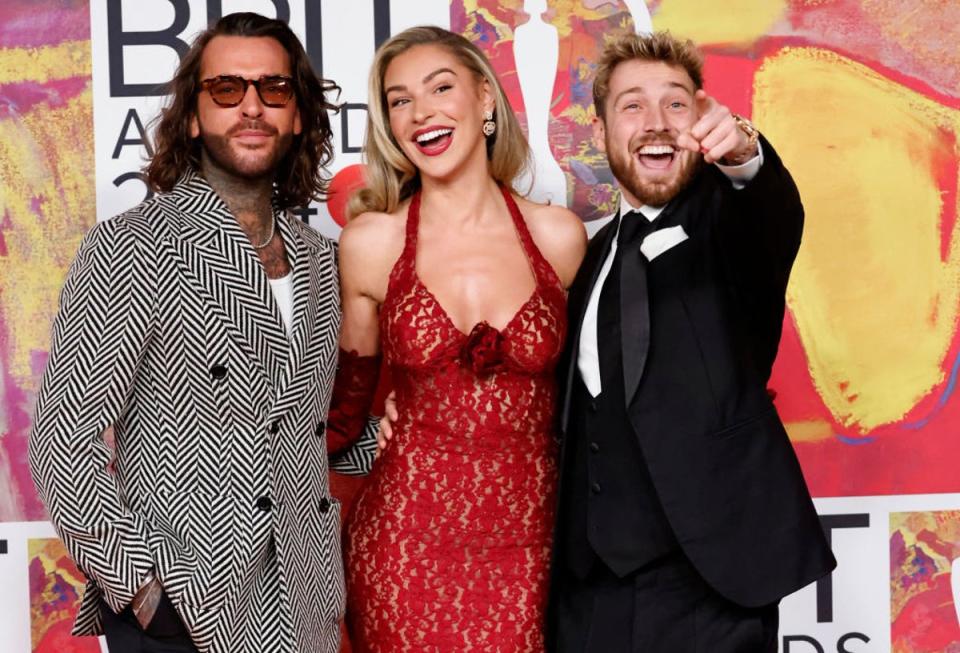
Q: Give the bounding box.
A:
[30,171,368,653]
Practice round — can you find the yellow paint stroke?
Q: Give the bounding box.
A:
[784,419,834,443]
[0,40,89,84]
[653,0,787,45]
[754,47,960,432]
[0,45,94,390]
[545,0,631,39]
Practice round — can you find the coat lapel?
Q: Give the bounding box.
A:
[273,215,335,407]
[560,215,619,433]
[168,172,289,386]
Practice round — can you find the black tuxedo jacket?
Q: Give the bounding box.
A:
[556,138,836,608]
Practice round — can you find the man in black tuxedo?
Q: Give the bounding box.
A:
[547,31,836,653]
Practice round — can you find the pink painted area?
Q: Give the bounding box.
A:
[0,1,89,48]
[1,0,91,523]
[1,337,47,521]
[0,77,90,117]
[783,0,960,101]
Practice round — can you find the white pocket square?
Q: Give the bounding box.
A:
[640,225,689,261]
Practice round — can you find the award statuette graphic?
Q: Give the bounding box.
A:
[514,0,568,206]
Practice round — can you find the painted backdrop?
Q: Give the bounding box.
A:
[1,1,958,652]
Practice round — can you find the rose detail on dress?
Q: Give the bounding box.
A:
[460,321,505,377]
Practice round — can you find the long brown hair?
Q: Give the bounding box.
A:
[144,12,339,209]
[348,26,530,218]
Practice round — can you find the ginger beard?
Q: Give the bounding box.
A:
[607,132,703,207]
[199,119,294,181]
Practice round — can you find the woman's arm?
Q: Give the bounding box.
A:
[326,211,406,473]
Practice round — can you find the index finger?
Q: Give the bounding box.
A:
[694,89,713,117]
[689,91,719,142]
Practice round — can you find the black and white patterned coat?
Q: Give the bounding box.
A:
[30,171,374,653]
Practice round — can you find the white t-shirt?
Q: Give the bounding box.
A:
[268,273,294,336]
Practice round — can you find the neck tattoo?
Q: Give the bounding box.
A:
[199,150,276,250]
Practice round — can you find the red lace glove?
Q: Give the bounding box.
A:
[327,348,382,455]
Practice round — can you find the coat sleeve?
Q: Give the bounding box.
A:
[29,218,157,613]
[328,416,380,476]
[714,135,805,382]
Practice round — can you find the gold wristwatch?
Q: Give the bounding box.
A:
[731,114,759,149]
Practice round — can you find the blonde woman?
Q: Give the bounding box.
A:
[333,25,586,652]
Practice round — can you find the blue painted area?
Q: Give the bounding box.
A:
[831,347,960,443]
[834,433,877,446]
[570,158,598,184]
[901,347,960,430]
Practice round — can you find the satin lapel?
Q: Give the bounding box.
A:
[168,173,289,386]
[560,216,619,433]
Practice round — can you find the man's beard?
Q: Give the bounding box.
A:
[607,134,703,207]
[199,120,294,181]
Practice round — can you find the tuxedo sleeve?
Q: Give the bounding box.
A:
[715,135,805,381]
[29,218,157,613]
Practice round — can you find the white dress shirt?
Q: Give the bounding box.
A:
[577,148,764,397]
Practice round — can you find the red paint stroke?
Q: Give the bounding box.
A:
[892,574,960,653]
[327,165,366,228]
[932,127,959,264]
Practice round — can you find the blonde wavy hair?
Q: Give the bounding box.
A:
[348,26,530,217]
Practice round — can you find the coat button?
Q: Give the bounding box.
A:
[268,421,279,435]
[318,497,331,514]
[591,482,602,494]
[589,442,600,453]
[210,364,227,380]
[315,421,326,437]
[255,496,273,511]
[589,398,598,413]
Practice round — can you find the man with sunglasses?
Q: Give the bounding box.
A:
[30,13,363,653]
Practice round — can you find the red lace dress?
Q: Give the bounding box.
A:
[343,187,566,652]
